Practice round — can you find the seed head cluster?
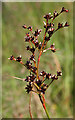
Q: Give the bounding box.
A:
[8,7,69,95]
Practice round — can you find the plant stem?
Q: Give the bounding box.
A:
[39,94,51,120]
[46,79,54,90]
[36,19,48,80]
[29,92,33,120]
[44,105,51,120]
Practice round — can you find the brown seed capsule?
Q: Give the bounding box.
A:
[45,36,50,41]
[30,36,34,42]
[46,73,51,79]
[54,75,58,80]
[40,71,46,77]
[41,83,47,94]
[25,76,30,82]
[54,11,58,18]
[64,22,69,27]
[57,71,62,76]
[25,36,31,42]
[22,24,27,29]
[31,67,37,73]
[48,28,55,37]
[25,83,33,93]
[30,55,35,61]
[43,13,53,20]
[34,29,42,37]
[58,23,63,29]
[29,74,36,82]
[26,46,30,50]
[61,7,69,13]
[36,79,42,86]
[51,75,56,80]
[38,42,42,49]
[30,47,35,54]
[9,55,14,60]
[27,26,32,31]
[16,55,22,62]
[50,44,56,52]
[25,61,32,69]
[35,39,39,48]
[26,33,30,37]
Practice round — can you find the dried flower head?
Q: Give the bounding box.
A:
[8,7,69,119]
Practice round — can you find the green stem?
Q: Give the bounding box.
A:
[44,105,51,120]
[39,94,51,120]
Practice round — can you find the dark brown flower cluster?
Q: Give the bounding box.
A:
[8,7,69,96]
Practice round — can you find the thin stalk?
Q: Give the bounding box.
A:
[33,82,40,90]
[10,75,40,93]
[36,19,48,80]
[29,40,32,48]
[29,92,33,120]
[41,78,47,86]
[36,52,42,80]
[39,94,51,120]
[46,79,54,90]
[51,11,61,23]
[33,60,36,67]
[10,76,25,81]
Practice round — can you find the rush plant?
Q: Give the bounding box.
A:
[8,7,69,119]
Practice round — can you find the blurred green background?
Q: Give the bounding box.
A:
[2,2,73,118]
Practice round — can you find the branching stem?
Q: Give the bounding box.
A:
[36,19,48,80]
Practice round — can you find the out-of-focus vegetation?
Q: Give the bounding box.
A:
[2,2,73,118]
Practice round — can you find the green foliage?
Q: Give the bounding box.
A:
[2,2,73,118]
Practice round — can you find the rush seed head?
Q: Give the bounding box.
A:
[8,7,68,95]
[8,7,69,119]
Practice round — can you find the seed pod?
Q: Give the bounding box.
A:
[51,75,58,80]
[16,55,22,62]
[64,22,69,27]
[50,44,56,52]
[57,71,62,76]
[38,42,42,50]
[36,79,42,87]
[25,83,33,93]
[46,73,51,79]
[51,75,56,80]
[54,11,58,18]
[29,74,36,82]
[22,24,27,29]
[25,36,31,42]
[45,36,50,41]
[25,61,32,69]
[43,13,53,20]
[31,67,37,73]
[27,26,32,31]
[35,39,39,48]
[30,55,35,61]
[34,29,42,37]
[25,76,30,82]
[61,7,69,13]
[26,46,30,50]
[48,28,55,37]
[30,47,35,54]
[26,33,30,37]
[9,55,14,60]
[58,23,63,29]
[40,71,46,77]
[41,83,47,94]
[30,36,34,42]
